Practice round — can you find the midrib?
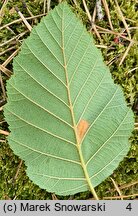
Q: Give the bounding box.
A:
[60,6,99,200]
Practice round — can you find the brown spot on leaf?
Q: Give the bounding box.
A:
[77,119,89,142]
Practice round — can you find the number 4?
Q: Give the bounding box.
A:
[126,203,132,211]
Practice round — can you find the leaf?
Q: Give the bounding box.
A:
[4,2,134,197]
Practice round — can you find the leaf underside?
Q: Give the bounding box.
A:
[4,3,134,196]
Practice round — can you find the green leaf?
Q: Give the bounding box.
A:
[4,2,134,197]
